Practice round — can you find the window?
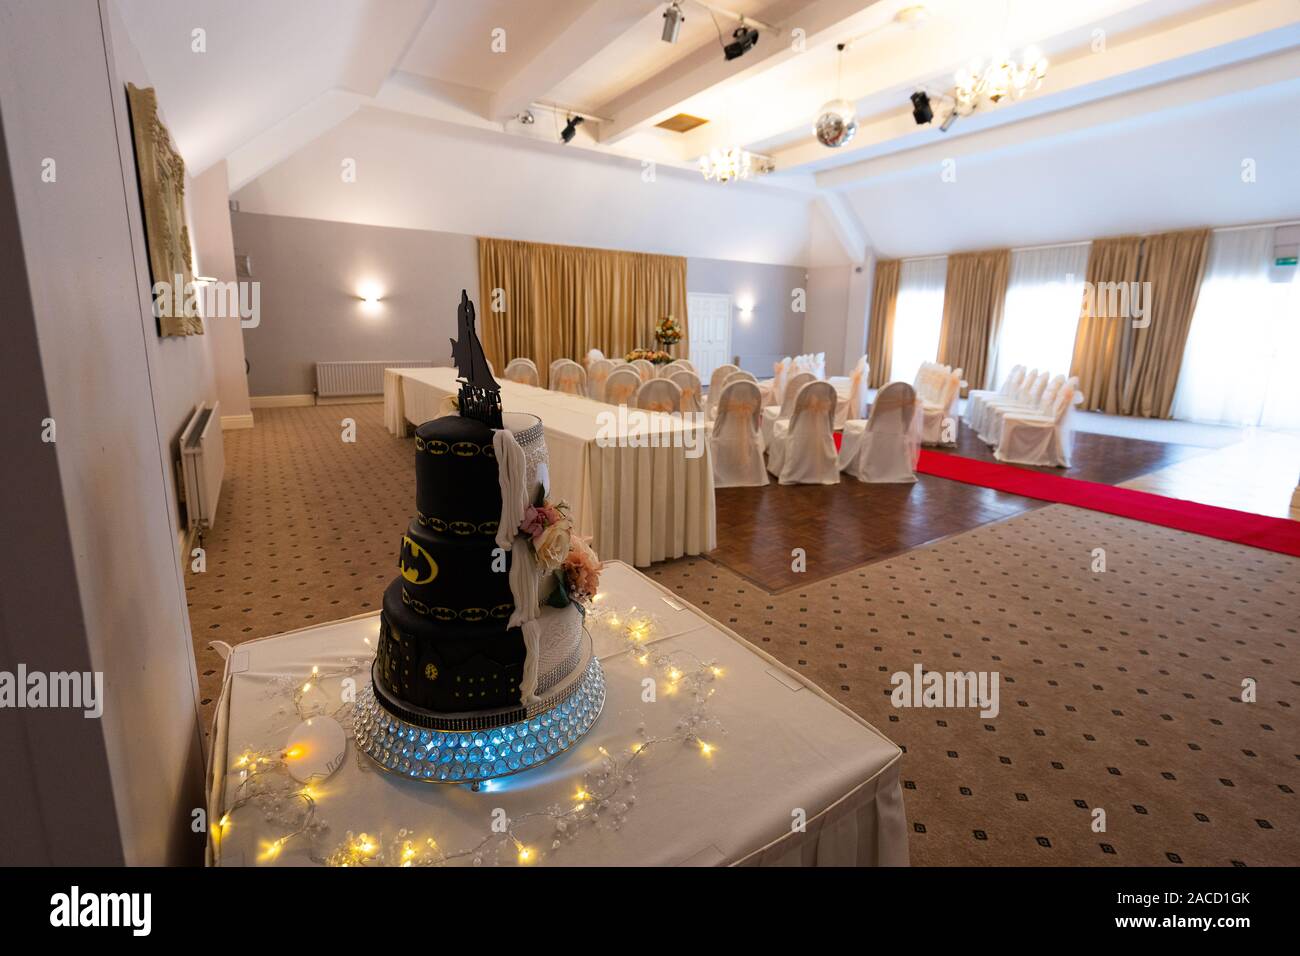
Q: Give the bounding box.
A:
[990,244,1089,389]
[889,257,947,383]
[1171,227,1300,430]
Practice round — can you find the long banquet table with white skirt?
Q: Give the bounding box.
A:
[385,367,715,567]
[206,561,909,867]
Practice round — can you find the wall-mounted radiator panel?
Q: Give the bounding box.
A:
[316,360,436,398]
[180,401,225,532]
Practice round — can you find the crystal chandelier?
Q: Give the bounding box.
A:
[951,47,1047,117]
[698,146,769,183]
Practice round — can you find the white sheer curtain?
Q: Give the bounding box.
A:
[889,257,948,383]
[990,243,1090,389]
[1172,227,1300,429]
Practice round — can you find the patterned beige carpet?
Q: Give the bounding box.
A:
[188,403,1298,866]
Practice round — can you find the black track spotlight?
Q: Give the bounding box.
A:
[724,24,759,61]
[910,91,933,125]
[662,2,684,44]
[560,114,584,144]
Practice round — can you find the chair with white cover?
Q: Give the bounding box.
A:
[766,381,841,485]
[972,368,1044,440]
[763,356,792,407]
[921,366,962,445]
[706,363,740,419]
[762,371,815,446]
[503,357,539,386]
[586,358,616,401]
[964,364,1024,427]
[711,380,768,488]
[721,369,757,390]
[979,372,1059,445]
[667,368,703,414]
[549,359,587,396]
[629,358,656,382]
[603,367,641,406]
[838,382,923,483]
[636,377,682,412]
[584,348,605,367]
[834,359,870,429]
[996,380,1076,467]
[665,358,696,377]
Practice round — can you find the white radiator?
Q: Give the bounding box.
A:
[180,401,224,532]
[316,360,436,398]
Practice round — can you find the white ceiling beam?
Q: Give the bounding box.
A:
[598,0,887,145]
[815,44,1300,193]
[814,192,868,263]
[781,0,1300,178]
[339,0,439,97]
[488,0,664,122]
[226,89,367,192]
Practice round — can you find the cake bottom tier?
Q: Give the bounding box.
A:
[376,578,587,714]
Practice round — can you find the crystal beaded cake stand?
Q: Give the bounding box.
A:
[354,632,605,789]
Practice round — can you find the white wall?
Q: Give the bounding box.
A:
[189,160,253,423]
[106,0,221,534]
[234,107,815,267]
[0,0,205,864]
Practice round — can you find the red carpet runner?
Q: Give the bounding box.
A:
[916,450,1300,558]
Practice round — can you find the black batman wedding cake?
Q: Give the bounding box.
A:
[354,291,605,785]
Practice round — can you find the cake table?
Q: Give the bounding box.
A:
[206,561,907,867]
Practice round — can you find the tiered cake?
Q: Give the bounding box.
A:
[355,293,604,785]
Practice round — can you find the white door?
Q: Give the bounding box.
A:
[688,292,732,384]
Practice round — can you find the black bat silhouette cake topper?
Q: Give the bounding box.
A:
[450,289,503,429]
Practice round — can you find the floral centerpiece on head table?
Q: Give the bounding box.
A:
[519,495,602,612]
[624,347,673,365]
[655,315,683,350]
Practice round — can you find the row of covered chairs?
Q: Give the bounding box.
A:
[712,361,858,488]
[964,365,1078,467]
[913,361,963,446]
[501,355,703,412]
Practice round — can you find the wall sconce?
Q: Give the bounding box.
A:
[736,298,755,322]
[357,282,384,315]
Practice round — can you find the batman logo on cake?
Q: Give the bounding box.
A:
[460,607,488,623]
[452,441,479,457]
[399,535,438,585]
[449,520,476,536]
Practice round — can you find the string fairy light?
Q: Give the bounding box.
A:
[216,601,726,867]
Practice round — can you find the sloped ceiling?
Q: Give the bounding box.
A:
[115,0,432,176]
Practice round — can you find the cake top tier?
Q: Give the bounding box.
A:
[412,412,547,538]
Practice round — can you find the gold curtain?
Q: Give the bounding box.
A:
[937,249,1010,394]
[866,259,900,388]
[1126,229,1210,418]
[1069,230,1208,417]
[1070,236,1143,414]
[477,237,688,385]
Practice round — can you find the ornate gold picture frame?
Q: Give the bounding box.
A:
[126,83,202,337]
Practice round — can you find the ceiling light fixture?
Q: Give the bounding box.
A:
[910,91,933,125]
[814,43,856,149]
[698,145,773,183]
[560,114,584,144]
[723,21,759,60]
[518,110,535,125]
[939,46,1048,131]
[662,2,685,44]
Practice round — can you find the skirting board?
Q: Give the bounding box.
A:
[250,394,315,408]
[221,413,255,430]
[249,394,384,408]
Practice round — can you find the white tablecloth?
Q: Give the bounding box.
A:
[386,367,716,567]
[206,561,908,867]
